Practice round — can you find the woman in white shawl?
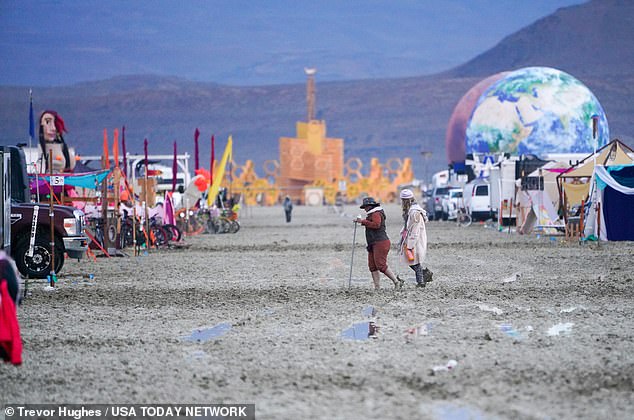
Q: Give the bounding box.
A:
[398,189,433,288]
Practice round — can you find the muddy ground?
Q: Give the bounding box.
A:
[2,203,633,419]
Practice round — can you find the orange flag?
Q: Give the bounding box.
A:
[103,128,110,169]
[113,128,119,168]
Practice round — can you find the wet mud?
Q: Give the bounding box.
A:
[2,204,633,419]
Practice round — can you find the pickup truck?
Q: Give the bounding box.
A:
[5,145,88,279]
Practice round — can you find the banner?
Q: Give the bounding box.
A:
[207,136,232,206]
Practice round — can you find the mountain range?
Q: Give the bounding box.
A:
[1,0,632,180]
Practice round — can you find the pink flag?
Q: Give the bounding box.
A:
[172,141,178,193]
[210,134,215,187]
[194,128,200,171]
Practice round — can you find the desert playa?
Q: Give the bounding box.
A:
[2,203,633,419]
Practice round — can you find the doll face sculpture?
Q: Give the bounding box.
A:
[38,110,74,172]
[41,112,60,142]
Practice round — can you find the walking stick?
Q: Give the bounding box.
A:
[348,221,358,288]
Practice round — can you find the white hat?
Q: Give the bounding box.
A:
[400,189,414,199]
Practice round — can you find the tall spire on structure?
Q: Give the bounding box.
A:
[305,67,316,122]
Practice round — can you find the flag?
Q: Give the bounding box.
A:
[122,126,127,176]
[171,141,177,193]
[103,129,110,169]
[194,128,200,171]
[113,128,119,168]
[28,90,34,140]
[207,136,232,206]
[144,138,148,169]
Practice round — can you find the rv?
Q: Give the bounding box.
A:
[489,158,517,226]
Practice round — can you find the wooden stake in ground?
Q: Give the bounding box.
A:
[596,201,601,247]
[507,198,513,234]
[48,153,56,287]
[578,199,585,244]
[144,139,150,251]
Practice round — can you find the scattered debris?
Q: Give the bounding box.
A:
[559,307,580,314]
[430,359,458,375]
[478,304,503,315]
[501,272,522,283]
[404,323,433,341]
[547,322,574,336]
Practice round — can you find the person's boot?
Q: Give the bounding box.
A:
[371,271,381,290]
[412,264,425,288]
[423,267,433,283]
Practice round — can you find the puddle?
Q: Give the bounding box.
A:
[499,324,521,339]
[425,402,493,420]
[341,321,379,341]
[261,307,276,316]
[362,305,377,318]
[181,322,232,342]
[185,350,208,361]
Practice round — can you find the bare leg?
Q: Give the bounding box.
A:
[371,271,381,289]
[383,267,402,288]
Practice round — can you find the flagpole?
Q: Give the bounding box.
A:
[28,89,34,151]
[29,89,41,202]
[591,115,599,241]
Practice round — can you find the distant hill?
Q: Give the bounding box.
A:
[1,0,632,180]
[448,0,634,79]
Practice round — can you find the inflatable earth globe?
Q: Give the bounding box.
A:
[465,67,609,156]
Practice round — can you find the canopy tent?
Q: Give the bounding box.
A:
[557,139,634,217]
[584,165,634,241]
[30,170,111,191]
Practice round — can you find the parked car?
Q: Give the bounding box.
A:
[441,188,463,220]
[425,186,450,220]
[464,180,494,221]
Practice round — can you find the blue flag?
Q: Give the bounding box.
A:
[29,91,34,139]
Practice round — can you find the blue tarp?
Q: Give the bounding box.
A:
[596,165,634,241]
[30,170,110,190]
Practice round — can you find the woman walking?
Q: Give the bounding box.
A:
[399,189,433,288]
[355,197,403,290]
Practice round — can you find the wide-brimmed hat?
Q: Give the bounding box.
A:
[360,197,379,209]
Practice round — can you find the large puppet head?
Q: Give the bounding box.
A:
[39,110,67,143]
[38,110,72,172]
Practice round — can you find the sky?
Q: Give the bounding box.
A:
[0,0,586,87]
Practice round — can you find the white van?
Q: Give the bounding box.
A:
[464,180,494,221]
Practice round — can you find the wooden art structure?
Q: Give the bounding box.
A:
[277,69,344,203]
[223,69,414,205]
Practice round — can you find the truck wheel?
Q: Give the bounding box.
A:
[13,234,64,279]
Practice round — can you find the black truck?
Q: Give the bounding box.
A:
[5,145,88,278]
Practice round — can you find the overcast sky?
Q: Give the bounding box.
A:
[0,0,586,87]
